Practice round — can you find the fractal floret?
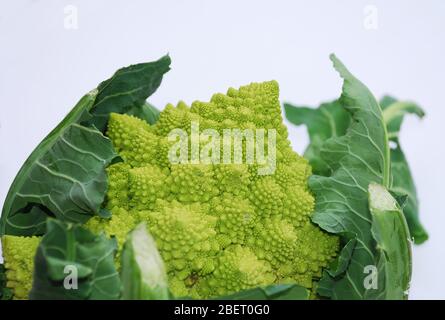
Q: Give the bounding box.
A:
[1,236,40,299]
[86,80,339,298]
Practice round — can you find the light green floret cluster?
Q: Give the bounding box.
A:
[85,81,339,298]
[1,236,40,299]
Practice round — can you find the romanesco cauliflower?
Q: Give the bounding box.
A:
[87,80,339,298]
[1,80,338,299]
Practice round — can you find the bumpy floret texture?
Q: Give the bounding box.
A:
[1,236,40,299]
[85,207,137,268]
[0,81,340,300]
[139,200,219,276]
[197,245,275,297]
[88,81,339,298]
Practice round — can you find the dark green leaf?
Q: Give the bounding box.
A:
[29,219,120,300]
[380,96,428,244]
[0,264,13,300]
[121,223,169,300]
[380,96,425,141]
[98,208,112,219]
[214,284,309,300]
[326,238,356,278]
[90,56,170,131]
[284,93,427,245]
[308,54,393,299]
[0,92,116,236]
[127,102,160,125]
[284,100,350,176]
[315,238,357,297]
[368,183,412,300]
[0,56,171,237]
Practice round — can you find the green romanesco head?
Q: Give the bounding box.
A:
[0,81,339,299]
[91,80,339,298]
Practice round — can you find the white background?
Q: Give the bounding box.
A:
[0,0,444,299]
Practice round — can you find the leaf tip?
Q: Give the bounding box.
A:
[159,54,172,70]
[329,54,352,80]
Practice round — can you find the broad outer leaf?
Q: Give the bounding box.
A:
[29,219,120,300]
[127,102,160,125]
[215,284,309,300]
[0,92,115,236]
[89,56,170,131]
[380,96,425,141]
[368,183,412,300]
[284,95,427,244]
[0,56,171,236]
[284,100,350,176]
[121,223,169,300]
[316,238,356,297]
[309,54,392,299]
[380,96,428,244]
